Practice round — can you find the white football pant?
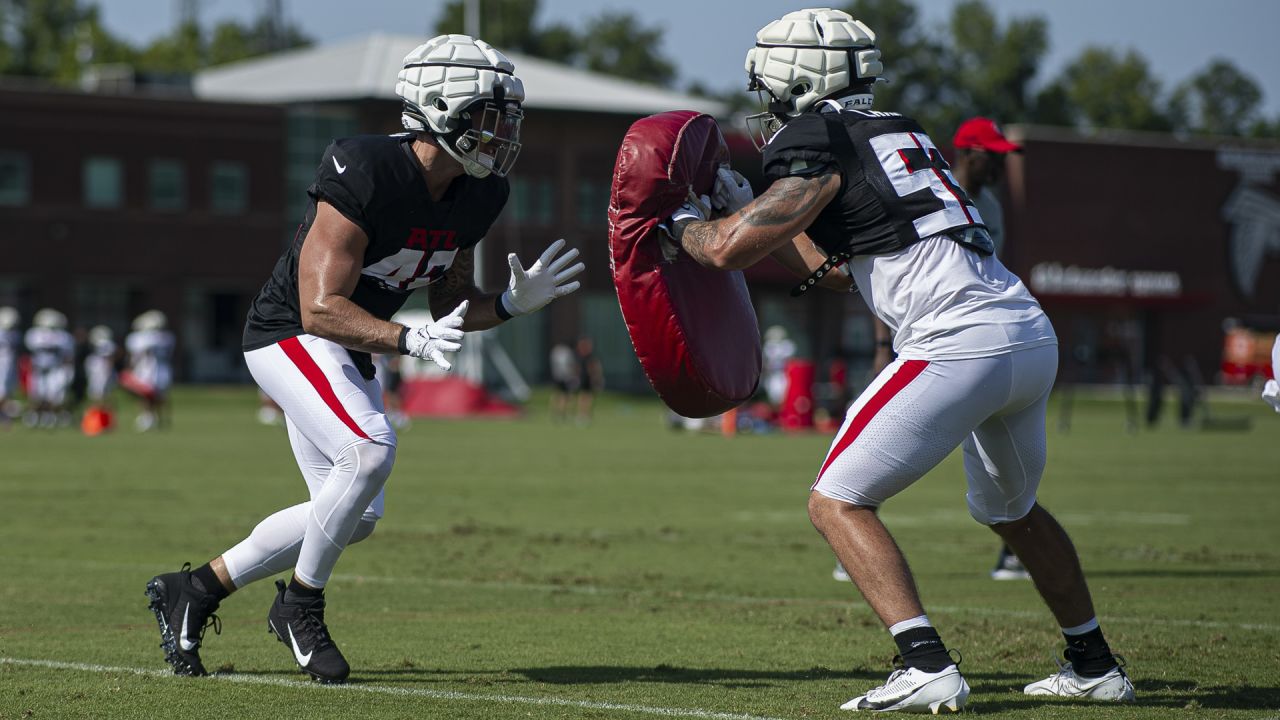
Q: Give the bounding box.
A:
[813,344,1058,525]
[224,335,397,589]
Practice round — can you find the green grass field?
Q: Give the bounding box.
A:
[1,387,1278,719]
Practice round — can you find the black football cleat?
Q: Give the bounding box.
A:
[145,563,222,676]
[266,579,350,684]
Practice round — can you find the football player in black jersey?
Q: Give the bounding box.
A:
[667,9,1133,712]
[144,34,583,684]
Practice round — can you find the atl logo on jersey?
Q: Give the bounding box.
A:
[405,228,459,252]
[363,228,460,292]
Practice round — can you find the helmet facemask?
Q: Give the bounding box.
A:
[447,100,523,178]
[743,75,797,151]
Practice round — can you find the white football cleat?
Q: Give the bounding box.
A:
[841,664,969,713]
[1024,657,1134,701]
[833,562,851,582]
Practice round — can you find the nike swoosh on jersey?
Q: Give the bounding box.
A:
[288,625,313,667]
[333,156,347,174]
[179,604,198,651]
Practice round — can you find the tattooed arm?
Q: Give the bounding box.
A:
[676,171,840,271]
[427,247,507,331]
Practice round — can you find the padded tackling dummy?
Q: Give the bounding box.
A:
[609,110,762,418]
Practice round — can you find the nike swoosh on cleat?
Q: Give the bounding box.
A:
[178,604,198,652]
[333,157,347,174]
[288,625,313,667]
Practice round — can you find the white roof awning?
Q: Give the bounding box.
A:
[194,33,726,117]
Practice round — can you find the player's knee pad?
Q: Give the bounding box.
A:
[348,516,378,544]
[342,439,396,488]
[967,496,1036,526]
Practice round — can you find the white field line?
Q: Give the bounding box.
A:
[332,573,1280,633]
[0,658,791,720]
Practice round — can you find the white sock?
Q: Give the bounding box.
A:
[1061,617,1100,636]
[889,614,933,636]
[221,507,379,590]
[222,503,310,588]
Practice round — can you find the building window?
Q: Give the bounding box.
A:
[286,110,359,225]
[83,156,123,208]
[0,152,31,206]
[510,176,555,225]
[576,180,609,227]
[211,162,249,214]
[149,159,186,211]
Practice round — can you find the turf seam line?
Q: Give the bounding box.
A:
[0,657,793,720]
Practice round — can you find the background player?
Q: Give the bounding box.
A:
[120,310,175,431]
[0,306,20,424]
[951,116,1032,580]
[23,308,74,429]
[144,33,583,684]
[668,8,1132,712]
[83,324,118,430]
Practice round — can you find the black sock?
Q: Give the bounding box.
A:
[286,576,324,601]
[190,563,230,600]
[1064,627,1117,677]
[893,626,953,673]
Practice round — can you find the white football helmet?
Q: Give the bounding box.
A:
[33,308,67,330]
[0,306,17,330]
[396,34,525,178]
[132,310,167,332]
[89,325,113,346]
[744,8,884,149]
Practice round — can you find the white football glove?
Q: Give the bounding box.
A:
[403,300,467,371]
[711,166,753,215]
[1264,379,1280,413]
[500,238,585,317]
[671,193,711,224]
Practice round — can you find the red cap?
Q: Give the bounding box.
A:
[953,117,1022,153]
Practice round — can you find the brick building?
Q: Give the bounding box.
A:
[0,84,286,381]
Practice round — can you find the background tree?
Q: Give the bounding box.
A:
[134,18,203,73]
[575,12,675,87]
[946,0,1047,124]
[138,5,310,73]
[837,0,1049,137]
[435,0,676,86]
[1043,47,1172,132]
[842,0,953,134]
[1169,58,1263,137]
[435,0,541,55]
[1,0,109,81]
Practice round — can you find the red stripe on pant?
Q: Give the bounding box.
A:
[278,336,371,441]
[814,359,930,484]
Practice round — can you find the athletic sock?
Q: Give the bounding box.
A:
[891,616,953,673]
[1062,619,1117,677]
[286,576,324,603]
[190,563,231,600]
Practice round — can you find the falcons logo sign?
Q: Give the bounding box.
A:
[1218,148,1280,298]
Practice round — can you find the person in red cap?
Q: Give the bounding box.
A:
[952,117,1022,257]
[954,118,1032,579]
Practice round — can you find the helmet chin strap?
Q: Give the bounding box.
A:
[436,134,491,178]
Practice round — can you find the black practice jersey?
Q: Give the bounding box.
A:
[762,108,992,260]
[243,134,508,363]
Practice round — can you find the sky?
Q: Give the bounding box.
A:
[95,0,1280,116]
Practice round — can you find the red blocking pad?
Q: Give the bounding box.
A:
[608,110,762,418]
